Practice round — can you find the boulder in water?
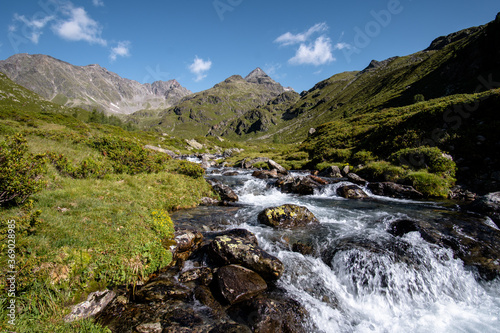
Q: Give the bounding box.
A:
[208,233,284,281]
[216,265,267,304]
[258,204,319,229]
[268,159,288,175]
[467,191,500,228]
[318,165,343,178]
[336,184,369,199]
[208,180,239,203]
[252,169,279,179]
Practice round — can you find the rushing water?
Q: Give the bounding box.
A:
[173,168,500,333]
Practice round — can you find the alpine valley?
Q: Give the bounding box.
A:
[1,12,500,333]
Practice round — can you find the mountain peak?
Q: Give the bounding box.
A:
[245,67,268,81]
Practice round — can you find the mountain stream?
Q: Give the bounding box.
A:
[171,168,500,333]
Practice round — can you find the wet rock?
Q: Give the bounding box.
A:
[449,185,476,201]
[216,265,267,305]
[208,233,284,281]
[467,191,500,228]
[222,171,239,176]
[318,165,342,178]
[275,174,296,193]
[252,169,278,179]
[171,229,204,267]
[292,242,314,256]
[228,294,308,333]
[336,184,369,199]
[178,267,213,286]
[258,204,319,229]
[268,159,288,175]
[64,290,115,323]
[209,322,252,333]
[388,217,500,280]
[346,173,367,186]
[134,279,192,303]
[208,180,239,203]
[194,285,225,318]
[291,176,322,195]
[135,322,162,333]
[367,182,423,199]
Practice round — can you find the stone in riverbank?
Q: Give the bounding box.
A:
[258,204,319,229]
[208,234,284,281]
[367,182,423,199]
[216,265,267,305]
[467,191,500,228]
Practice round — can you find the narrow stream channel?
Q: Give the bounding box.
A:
[171,168,500,332]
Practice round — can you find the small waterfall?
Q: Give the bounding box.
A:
[197,169,500,332]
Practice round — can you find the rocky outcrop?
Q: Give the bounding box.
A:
[336,185,369,199]
[258,204,319,229]
[346,173,367,186]
[367,182,423,199]
[216,265,267,304]
[208,234,284,281]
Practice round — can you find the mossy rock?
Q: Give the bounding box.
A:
[257,204,319,229]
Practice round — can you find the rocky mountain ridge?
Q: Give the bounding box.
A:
[0,53,192,114]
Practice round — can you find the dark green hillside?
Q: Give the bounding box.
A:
[257,13,500,144]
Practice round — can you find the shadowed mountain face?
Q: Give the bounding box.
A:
[0,53,191,114]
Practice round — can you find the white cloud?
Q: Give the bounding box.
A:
[189,56,212,82]
[289,36,335,66]
[92,0,105,7]
[109,41,131,62]
[264,63,282,76]
[52,5,107,46]
[12,13,55,44]
[275,22,328,46]
[333,42,352,50]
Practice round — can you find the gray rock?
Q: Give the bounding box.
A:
[268,159,288,175]
[135,322,162,333]
[208,180,239,203]
[64,290,116,322]
[367,182,423,199]
[346,173,367,186]
[144,145,177,158]
[468,192,500,228]
[318,165,343,178]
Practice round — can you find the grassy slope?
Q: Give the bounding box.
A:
[0,72,215,332]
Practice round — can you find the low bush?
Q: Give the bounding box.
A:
[390,146,456,177]
[357,161,408,183]
[0,134,47,205]
[405,171,451,198]
[351,150,377,165]
[174,160,205,178]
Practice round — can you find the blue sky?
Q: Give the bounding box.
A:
[0,0,499,93]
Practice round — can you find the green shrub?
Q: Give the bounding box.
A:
[351,150,377,165]
[390,146,456,177]
[320,148,352,163]
[285,151,309,161]
[357,161,408,183]
[0,134,47,205]
[175,160,205,178]
[405,171,451,198]
[88,136,171,175]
